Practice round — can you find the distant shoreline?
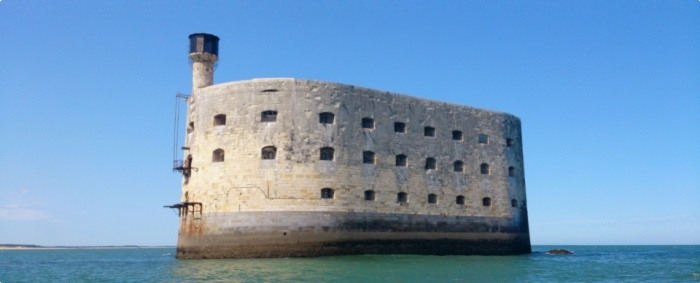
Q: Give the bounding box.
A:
[0,245,175,250]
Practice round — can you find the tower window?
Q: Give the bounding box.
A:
[364,190,376,201]
[213,114,226,126]
[363,151,375,164]
[212,149,224,162]
[508,166,515,177]
[320,147,335,161]
[511,199,518,207]
[187,122,194,133]
[262,146,277,160]
[321,188,334,199]
[319,112,335,124]
[506,138,514,147]
[480,163,490,175]
[397,192,408,204]
[452,130,463,141]
[482,197,492,207]
[261,110,278,122]
[425,158,436,170]
[456,195,465,205]
[362,117,374,129]
[394,122,406,133]
[478,134,489,144]
[396,154,407,167]
[428,194,438,204]
[454,160,464,172]
[424,126,435,137]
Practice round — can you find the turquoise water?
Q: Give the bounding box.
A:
[1,246,698,282]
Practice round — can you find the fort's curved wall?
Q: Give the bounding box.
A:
[176,78,530,258]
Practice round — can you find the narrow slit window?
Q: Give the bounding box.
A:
[508,166,515,177]
[364,190,376,201]
[456,195,465,205]
[478,134,489,144]
[397,192,408,204]
[320,147,335,161]
[428,194,438,204]
[213,114,226,126]
[452,130,463,141]
[506,138,514,147]
[212,149,224,162]
[362,117,374,129]
[396,154,407,167]
[454,161,464,172]
[394,122,406,133]
[511,199,518,207]
[319,112,335,124]
[262,146,277,160]
[187,122,194,133]
[321,188,334,199]
[480,163,490,175]
[482,197,492,207]
[425,158,437,170]
[363,151,375,164]
[424,126,435,137]
[261,110,278,122]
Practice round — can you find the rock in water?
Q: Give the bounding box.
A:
[546,249,574,255]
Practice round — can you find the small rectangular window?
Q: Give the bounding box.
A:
[452,130,463,141]
[394,122,406,133]
[478,134,489,144]
[424,127,435,137]
[261,111,278,122]
[362,117,374,129]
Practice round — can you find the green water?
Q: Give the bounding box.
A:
[1,246,698,282]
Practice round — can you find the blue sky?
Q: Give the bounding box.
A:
[0,1,698,246]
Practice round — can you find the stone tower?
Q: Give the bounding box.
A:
[188,33,220,90]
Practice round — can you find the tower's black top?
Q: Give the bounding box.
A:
[189,33,219,56]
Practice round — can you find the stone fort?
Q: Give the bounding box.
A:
[168,33,531,259]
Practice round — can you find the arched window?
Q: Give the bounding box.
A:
[482,197,492,207]
[452,130,463,141]
[262,146,277,160]
[454,161,464,172]
[361,117,374,129]
[456,195,465,205]
[428,193,438,204]
[397,192,408,204]
[261,110,277,122]
[508,166,515,177]
[364,190,376,201]
[212,149,224,162]
[424,126,435,137]
[213,114,226,126]
[394,122,406,133]
[319,112,335,124]
[425,158,436,170]
[363,151,375,164]
[396,154,407,167]
[506,138,514,147]
[511,199,518,207]
[478,134,489,144]
[321,188,334,199]
[320,147,334,161]
[187,122,194,133]
[480,163,490,175]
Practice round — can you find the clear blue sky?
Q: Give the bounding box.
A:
[1,1,698,246]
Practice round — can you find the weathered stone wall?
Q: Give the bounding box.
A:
[177,78,530,258]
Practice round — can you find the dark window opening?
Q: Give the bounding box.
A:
[452,130,463,141]
[506,138,514,147]
[428,193,438,204]
[424,126,435,137]
[396,154,407,167]
[508,166,515,177]
[456,195,465,205]
[261,110,278,122]
[483,197,492,207]
[454,161,464,172]
[213,114,226,126]
[187,122,194,133]
[363,151,375,164]
[511,199,518,208]
[319,112,335,124]
[480,163,490,175]
[394,122,406,133]
[262,146,277,160]
[321,188,334,199]
[320,147,335,161]
[212,149,224,162]
[479,134,489,144]
[425,158,436,170]
[364,190,376,201]
[261,89,278,93]
[397,192,408,204]
[362,117,374,129]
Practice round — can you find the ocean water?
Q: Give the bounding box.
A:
[0,246,698,282]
